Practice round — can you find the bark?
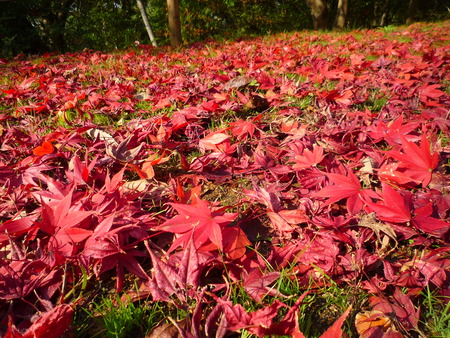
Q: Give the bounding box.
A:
[166,0,182,47]
[379,11,387,27]
[371,0,389,27]
[136,0,157,47]
[333,0,348,31]
[306,0,329,30]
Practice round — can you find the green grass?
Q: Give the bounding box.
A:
[46,22,450,337]
[382,25,399,34]
[93,113,114,126]
[233,265,366,338]
[133,100,153,112]
[71,262,367,337]
[365,54,379,61]
[284,73,308,83]
[295,93,315,109]
[355,89,390,112]
[421,286,450,337]
[68,203,446,338]
[74,295,167,338]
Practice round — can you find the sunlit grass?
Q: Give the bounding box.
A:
[73,289,168,338]
[421,286,450,337]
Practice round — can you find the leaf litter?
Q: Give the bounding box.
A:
[0,21,449,337]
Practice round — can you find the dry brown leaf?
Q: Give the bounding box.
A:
[106,136,143,162]
[122,179,151,192]
[244,94,270,112]
[146,321,180,338]
[134,91,151,100]
[224,75,253,90]
[87,128,118,148]
[358,213,398,256]
[360,157,374,173]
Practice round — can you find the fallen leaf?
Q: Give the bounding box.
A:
[146,321,181,338]
[32,141,54,156]
[224,75,253,90]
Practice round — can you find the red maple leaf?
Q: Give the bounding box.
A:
[411,203,449,238]
[83,215,150,290]
[366,183,411,223]
[367,184,448,237]
[391,248,449,289]
[201,99,219,112]
[313,170,378,214]
[377,162,415,186]
[143,238,207,302]
[242,269,282,302]
[222,226,251,260]
[32,141,54,156]
[39,189,93,256]
[0,260,56,300]
[366,115,420,145]
[216,298,296,337]
[386,134,438,186]
[293,144,325,170]
[217,291,349,337]
[198,131,231,153]
[418,83,445,106]
[244,184,282,212]
[156,199,236,253]
[0,215,38,243]
[229,120,258,139]
[267,209,309,233]
[320,305,352,338]
[321,89,353,106]
[5,304,73,338]
[145,248,181,302]
[369,288,420,332]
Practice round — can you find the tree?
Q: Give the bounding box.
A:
[0,0,47,57]
[64,0,148,51]
[333,0,349,31]
[167,0,182,46]
[305,0,329,30]
[136,0,157,46]
[27,0,76,52]
[406,0,418,24]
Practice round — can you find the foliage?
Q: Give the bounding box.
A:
[64,1,146,52]
[1,0,449,58]
[180,0,312,41]
[0,0,48,58]
[0,21,449,337]
[346,0,449,28]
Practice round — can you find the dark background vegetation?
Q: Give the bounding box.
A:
[0,0,448,58]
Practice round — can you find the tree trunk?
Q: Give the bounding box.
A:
[136,0,158,47]
[333,0,348,31]
[406,0,418,24]
[167,0,182,46]
[306,0,329,30]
